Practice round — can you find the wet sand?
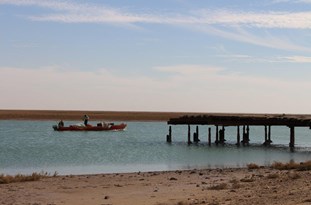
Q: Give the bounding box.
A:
[1,167,311,205]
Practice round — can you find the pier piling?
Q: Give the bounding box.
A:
[215,125,219,145]
[268,126,272,144]
[167,113,311,148]
[264,125,268,145]
[219,126,225,144]
[242,126,246,145]
[193,126,200,142]
[236,126,240,146]
[246,125,250,144]
[166,126,172,143]
[208,127,211,146]
[188,125,192,145]
[290,126,295,148]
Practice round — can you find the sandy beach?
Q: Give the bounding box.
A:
[1,167,311,205]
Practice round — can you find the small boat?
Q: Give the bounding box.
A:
[53,122,127,131]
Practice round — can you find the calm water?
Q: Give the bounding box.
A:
[1,120,311,175]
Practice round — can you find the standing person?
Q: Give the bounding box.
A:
[58,120,64,127]
[83,115,89,126]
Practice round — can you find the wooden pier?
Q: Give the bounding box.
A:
[167,114,311,148]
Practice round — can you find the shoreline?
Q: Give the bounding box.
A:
[0,110,194,121]
[1,166,311,205]
[1,109,311,121]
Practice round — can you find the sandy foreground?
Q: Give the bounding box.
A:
[1,167,311,205]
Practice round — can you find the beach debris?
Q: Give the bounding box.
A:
[266,173,279,179]
[240,176,256,182]
[208,183,227,190]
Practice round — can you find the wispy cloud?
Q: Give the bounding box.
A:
[278,56,311,63]
[154,65,221,76]
[1,0,310,51]
[271,0,311,4]
[297,0,311,3]
[190,25,310,52]
[216,54,311,63]
[2,0,311,29]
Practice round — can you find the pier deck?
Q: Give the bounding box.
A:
[167,114,311,148]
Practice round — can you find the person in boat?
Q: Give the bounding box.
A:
[58,120,64,127]
[83,115,89,126]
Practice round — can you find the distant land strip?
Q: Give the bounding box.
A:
[0,110,195,121]
[1,110,311,122]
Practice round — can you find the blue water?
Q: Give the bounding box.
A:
[1,120,311,175]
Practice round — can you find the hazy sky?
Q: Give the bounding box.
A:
[1,0,311,113]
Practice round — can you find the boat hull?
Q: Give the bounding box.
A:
[53,123,127,131]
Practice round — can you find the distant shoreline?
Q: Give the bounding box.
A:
[0,109,194,121]
[1,109,311,122]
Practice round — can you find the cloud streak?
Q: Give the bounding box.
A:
[1,0,310,51]
[2,0,311,29]
[278,56,311,63]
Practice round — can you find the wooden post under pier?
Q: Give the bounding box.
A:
[290,126,295,148]
[246,126,250,144]
[188,125,192,145]
[193,126,200,143]
[219,126,225,144]
[242,126,246,145]
[264,125,268,145]
[166,126,172,143]
[208,127,211,146]
[268,126,272,144]
[216,125,219,144]
[263,125,272,145]
[236,126,240,146]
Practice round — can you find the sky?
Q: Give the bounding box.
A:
[1,0,311,113]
